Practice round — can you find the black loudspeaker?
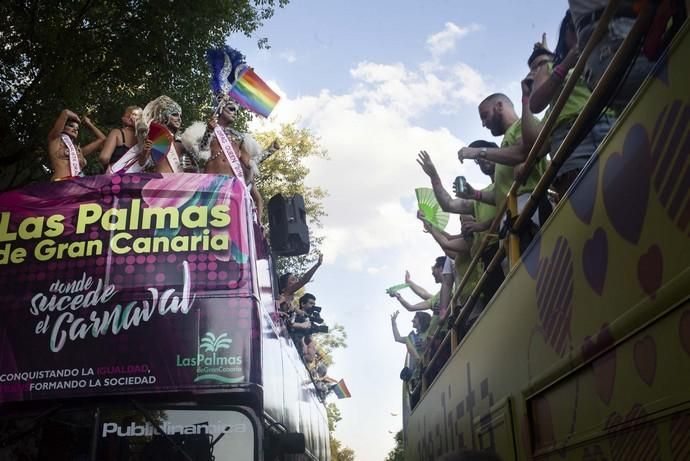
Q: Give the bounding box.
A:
[267,194,310,256]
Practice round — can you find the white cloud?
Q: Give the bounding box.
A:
[249,28,494,278]
[279,49,297,63]
[426,22,482,58]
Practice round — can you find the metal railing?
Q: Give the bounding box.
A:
[419,0,660,394]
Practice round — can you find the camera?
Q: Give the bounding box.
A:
[453,176,468,196]
[306,306,329,334]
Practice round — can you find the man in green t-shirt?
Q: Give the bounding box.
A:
[455,93,550,228]
[416,141,505,304]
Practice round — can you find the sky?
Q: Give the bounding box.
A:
[229,2,566,460]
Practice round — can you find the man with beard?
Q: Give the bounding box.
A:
[456,94,550,228]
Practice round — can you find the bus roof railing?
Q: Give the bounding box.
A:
[419,0,660,397]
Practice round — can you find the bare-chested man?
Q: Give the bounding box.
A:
[47,109,106,181]
[203,99,264,219]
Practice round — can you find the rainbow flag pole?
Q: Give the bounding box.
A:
[229,67,280,118]
[331,379,352,399]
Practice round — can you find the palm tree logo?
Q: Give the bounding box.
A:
[199,332,233,354]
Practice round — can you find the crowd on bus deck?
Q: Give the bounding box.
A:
[47,95,280,225]
[276,255,345,400]
[389,0,668,403]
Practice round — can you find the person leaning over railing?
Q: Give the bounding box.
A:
[522,11,616,200]
[456,94,553,250]
[417,142,505,303]
[568,0,655,112]
[390,310,431,394]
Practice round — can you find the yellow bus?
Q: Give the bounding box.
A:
[405,2,690,460]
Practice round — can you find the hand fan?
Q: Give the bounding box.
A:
[385,283,410,295]
[147,122,174,164]
[415,187,449,230]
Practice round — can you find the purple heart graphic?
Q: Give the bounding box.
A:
[606,405,660,461]
[522,231,541,280]
[603,124,652,244]
[582,324,616,405]
[649,100,690,233]
[633,335,657,386]
[535,237,573,357]
[568,155,600,225]
[582,227,608,295]
[638,245,663,299]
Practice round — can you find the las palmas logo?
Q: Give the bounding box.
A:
[176,331,244,384]
[200,332,233,354]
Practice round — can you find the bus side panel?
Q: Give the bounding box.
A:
[405,20,690,461]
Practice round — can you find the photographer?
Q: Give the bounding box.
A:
[288,293,329,358]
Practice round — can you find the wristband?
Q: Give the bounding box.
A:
[474,190,482,200]
[553,64,567,80]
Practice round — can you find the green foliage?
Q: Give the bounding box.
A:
[316,324,348,367]
[385,430,405,461]
[254,123,328,275]
[326,403,355,461]
[0,0,288,190]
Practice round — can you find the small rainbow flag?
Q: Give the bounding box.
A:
[229,67,280,118]
[331,379,351,399]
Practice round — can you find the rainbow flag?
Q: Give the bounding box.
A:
[331,379,351,399]
[229,67,280,118]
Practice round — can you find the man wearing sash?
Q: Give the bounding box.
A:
[202,99,265,220]
[47,109,106,181]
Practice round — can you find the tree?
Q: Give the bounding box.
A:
[254,122,328,276]
[385,430,405,461]
[0,0,288,190]
[327,403,356,461]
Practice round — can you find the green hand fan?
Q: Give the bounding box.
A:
[385,283,409,295]
[415,188,449,230]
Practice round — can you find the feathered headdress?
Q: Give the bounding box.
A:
[206,46,247,95]
[206,46,280,117]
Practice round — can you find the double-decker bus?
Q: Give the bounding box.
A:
[404,2,690,460]
[0,173,329,460]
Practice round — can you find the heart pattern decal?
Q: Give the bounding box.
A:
[582,227,608,295]
[536,237,573,357]
[602,124,652,245]
[637,245,663,299]
[605,404,660,461]
[569,155,600,225]
[582,324,616,405]
[649,99,690,234]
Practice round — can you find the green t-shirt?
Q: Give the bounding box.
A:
[454,251,482,304]
[494,120,548,209]
[472,183,498,256]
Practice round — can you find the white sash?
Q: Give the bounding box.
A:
[107,144,143,174]
[213,126,245,184]
[165,140,182,173]
[60,134,81,177]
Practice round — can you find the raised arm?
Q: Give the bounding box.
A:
[392,292,431,312]
[521,75,545,154]
[530,47,579,114]
[390,311,406,344]
[99,129,121,166]
[458,143,528,167]
[285,254,323,295]
[416,151,474,214]
[404,270,433,300]
[48,109,79,141]
[81,115,107,156]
